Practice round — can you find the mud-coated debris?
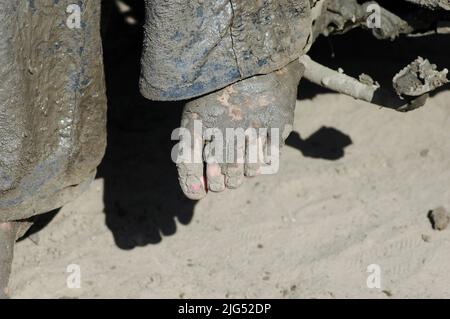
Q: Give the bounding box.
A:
[359,73,376,86]
[421,234,431,243]
[393,57,449,97]
[428,207,450,231]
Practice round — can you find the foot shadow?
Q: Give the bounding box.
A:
[97,0,196,250]
[286,127,353,161]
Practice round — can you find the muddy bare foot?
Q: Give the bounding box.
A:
[175,60,304,200]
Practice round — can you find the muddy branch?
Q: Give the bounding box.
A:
[299,55,448,112]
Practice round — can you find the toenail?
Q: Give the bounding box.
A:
[190,183,202,192]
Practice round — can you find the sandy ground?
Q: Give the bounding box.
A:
[7,3,450,298]
[10,86,450,298]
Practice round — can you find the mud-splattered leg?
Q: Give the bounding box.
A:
[0,222,18,298]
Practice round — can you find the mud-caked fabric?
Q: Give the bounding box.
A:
[0,1,107,221]
[140,0,312,101]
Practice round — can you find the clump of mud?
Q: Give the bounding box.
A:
[428,207,450,231]
[393,57,449,97]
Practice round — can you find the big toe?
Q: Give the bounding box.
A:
[177,163,207,200]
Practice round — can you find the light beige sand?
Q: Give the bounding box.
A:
[10,87,450,298]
